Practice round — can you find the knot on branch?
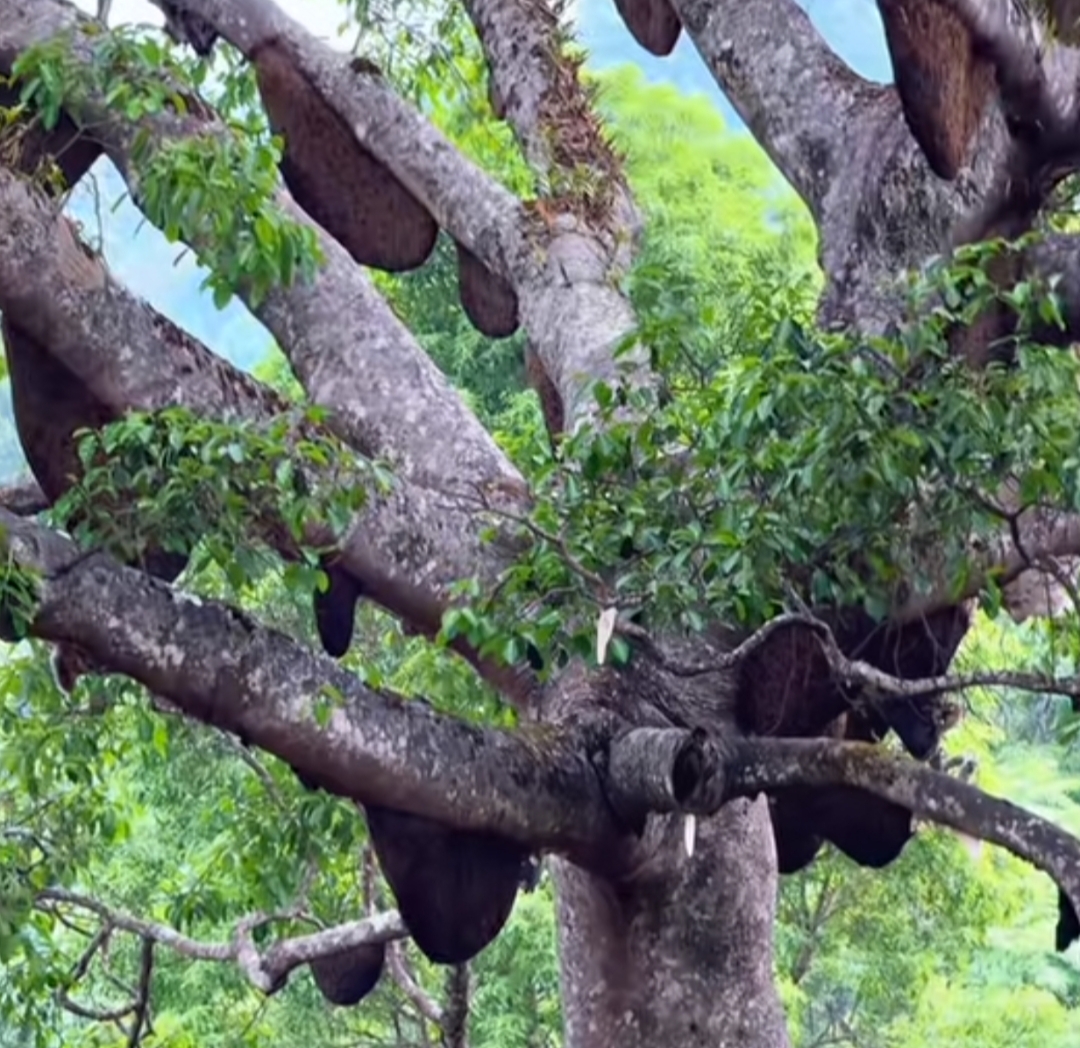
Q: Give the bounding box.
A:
[604,727,729,827]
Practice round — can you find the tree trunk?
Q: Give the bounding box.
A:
[554,800,788,1048]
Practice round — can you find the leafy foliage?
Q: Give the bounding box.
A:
[450,235,1080,675]
[10,27,323,308]
[53,406,386,600]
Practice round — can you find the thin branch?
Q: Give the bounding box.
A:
[126,938,154,1048]
[386,941,445,1026]
[223,734,284,803]
[56,990,134,1024]
[624,612,829,676]
[729,736,1080,931]
[36,887,408,995]
[71,926,111,982]
[442,963,471,1048]
[827,652,1080,706]
[37,889,235,962]
[633,608,1080,712]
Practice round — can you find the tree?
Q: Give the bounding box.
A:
[3,1,1080,1046]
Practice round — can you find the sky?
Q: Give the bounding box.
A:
[75,0,350,45]
[79,0,890,81]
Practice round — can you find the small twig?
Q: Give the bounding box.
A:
[223,733,283,803]
[56,991,134,1023]
[68,925,110,983]
[463,485,612,600]
[386,941,444,1026]
[126,938,154,1048]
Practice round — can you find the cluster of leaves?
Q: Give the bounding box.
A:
[138,132,323,309]
[10,26,323,308]
[0,652,137,972]
[0,552,41,644]
[0,652,381,1047]
[446,235,1080,672]
[50,406,387,597]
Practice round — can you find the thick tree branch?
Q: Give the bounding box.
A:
[0,169,280,418]
[668,0,872,213]
[6,0,653,467]
[729,736,1080,929]
[0,0,520,494]
[148,0,648,439]
[457,0,648,436]
[462,0,632,211]
[0,163,533,695]
[0,508,627,859]
[150,0,528,275]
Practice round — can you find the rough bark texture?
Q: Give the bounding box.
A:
[553,805,787,1048]
[5,0,1080,1045]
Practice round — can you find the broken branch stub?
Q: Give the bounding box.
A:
[604,727,727,827]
